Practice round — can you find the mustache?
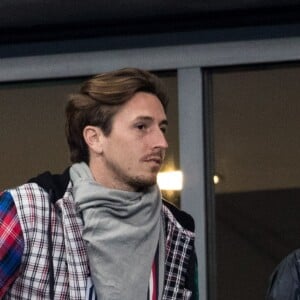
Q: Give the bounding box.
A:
[141,150,165,162]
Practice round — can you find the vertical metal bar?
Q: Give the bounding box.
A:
[178,67,207,300]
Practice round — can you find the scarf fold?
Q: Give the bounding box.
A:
[70,162,164,300]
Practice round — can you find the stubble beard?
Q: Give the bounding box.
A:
[106,160,158,191]
[128,174,157,190]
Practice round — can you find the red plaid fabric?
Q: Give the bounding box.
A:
[0,191,24,298]
[4,183,92,299]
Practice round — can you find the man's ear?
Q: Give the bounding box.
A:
[83,125,103,154]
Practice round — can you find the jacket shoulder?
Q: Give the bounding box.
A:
[266,248,300,300]
[162,199,195,232]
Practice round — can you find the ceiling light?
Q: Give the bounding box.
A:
[157,170,183,191]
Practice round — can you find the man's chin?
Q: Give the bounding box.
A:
[130,175,157,189]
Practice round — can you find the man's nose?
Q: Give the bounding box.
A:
[153,128,168,149]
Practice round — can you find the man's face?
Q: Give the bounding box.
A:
[100,92,168,191]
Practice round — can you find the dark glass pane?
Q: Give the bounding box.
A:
[208,63,300,300]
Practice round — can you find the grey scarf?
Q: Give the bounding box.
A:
[70,162,164,300]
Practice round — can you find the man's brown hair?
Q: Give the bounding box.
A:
[65,68,169,163]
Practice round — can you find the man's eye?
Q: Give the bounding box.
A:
[136,124,146,130]
[160,126,167,134]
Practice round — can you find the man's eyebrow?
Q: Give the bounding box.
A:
[134,116,153,121]
[160,119,168,126]
[134,116,168,125]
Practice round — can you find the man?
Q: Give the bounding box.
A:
[0,68,198,299]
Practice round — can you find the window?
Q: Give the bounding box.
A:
[205,63,300,300]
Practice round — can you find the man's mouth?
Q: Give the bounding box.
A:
[142,153,163,165]
[146,157,162,165]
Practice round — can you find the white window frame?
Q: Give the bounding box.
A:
[2,36,300,300]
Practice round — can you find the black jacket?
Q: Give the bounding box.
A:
[266,249,300,300]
